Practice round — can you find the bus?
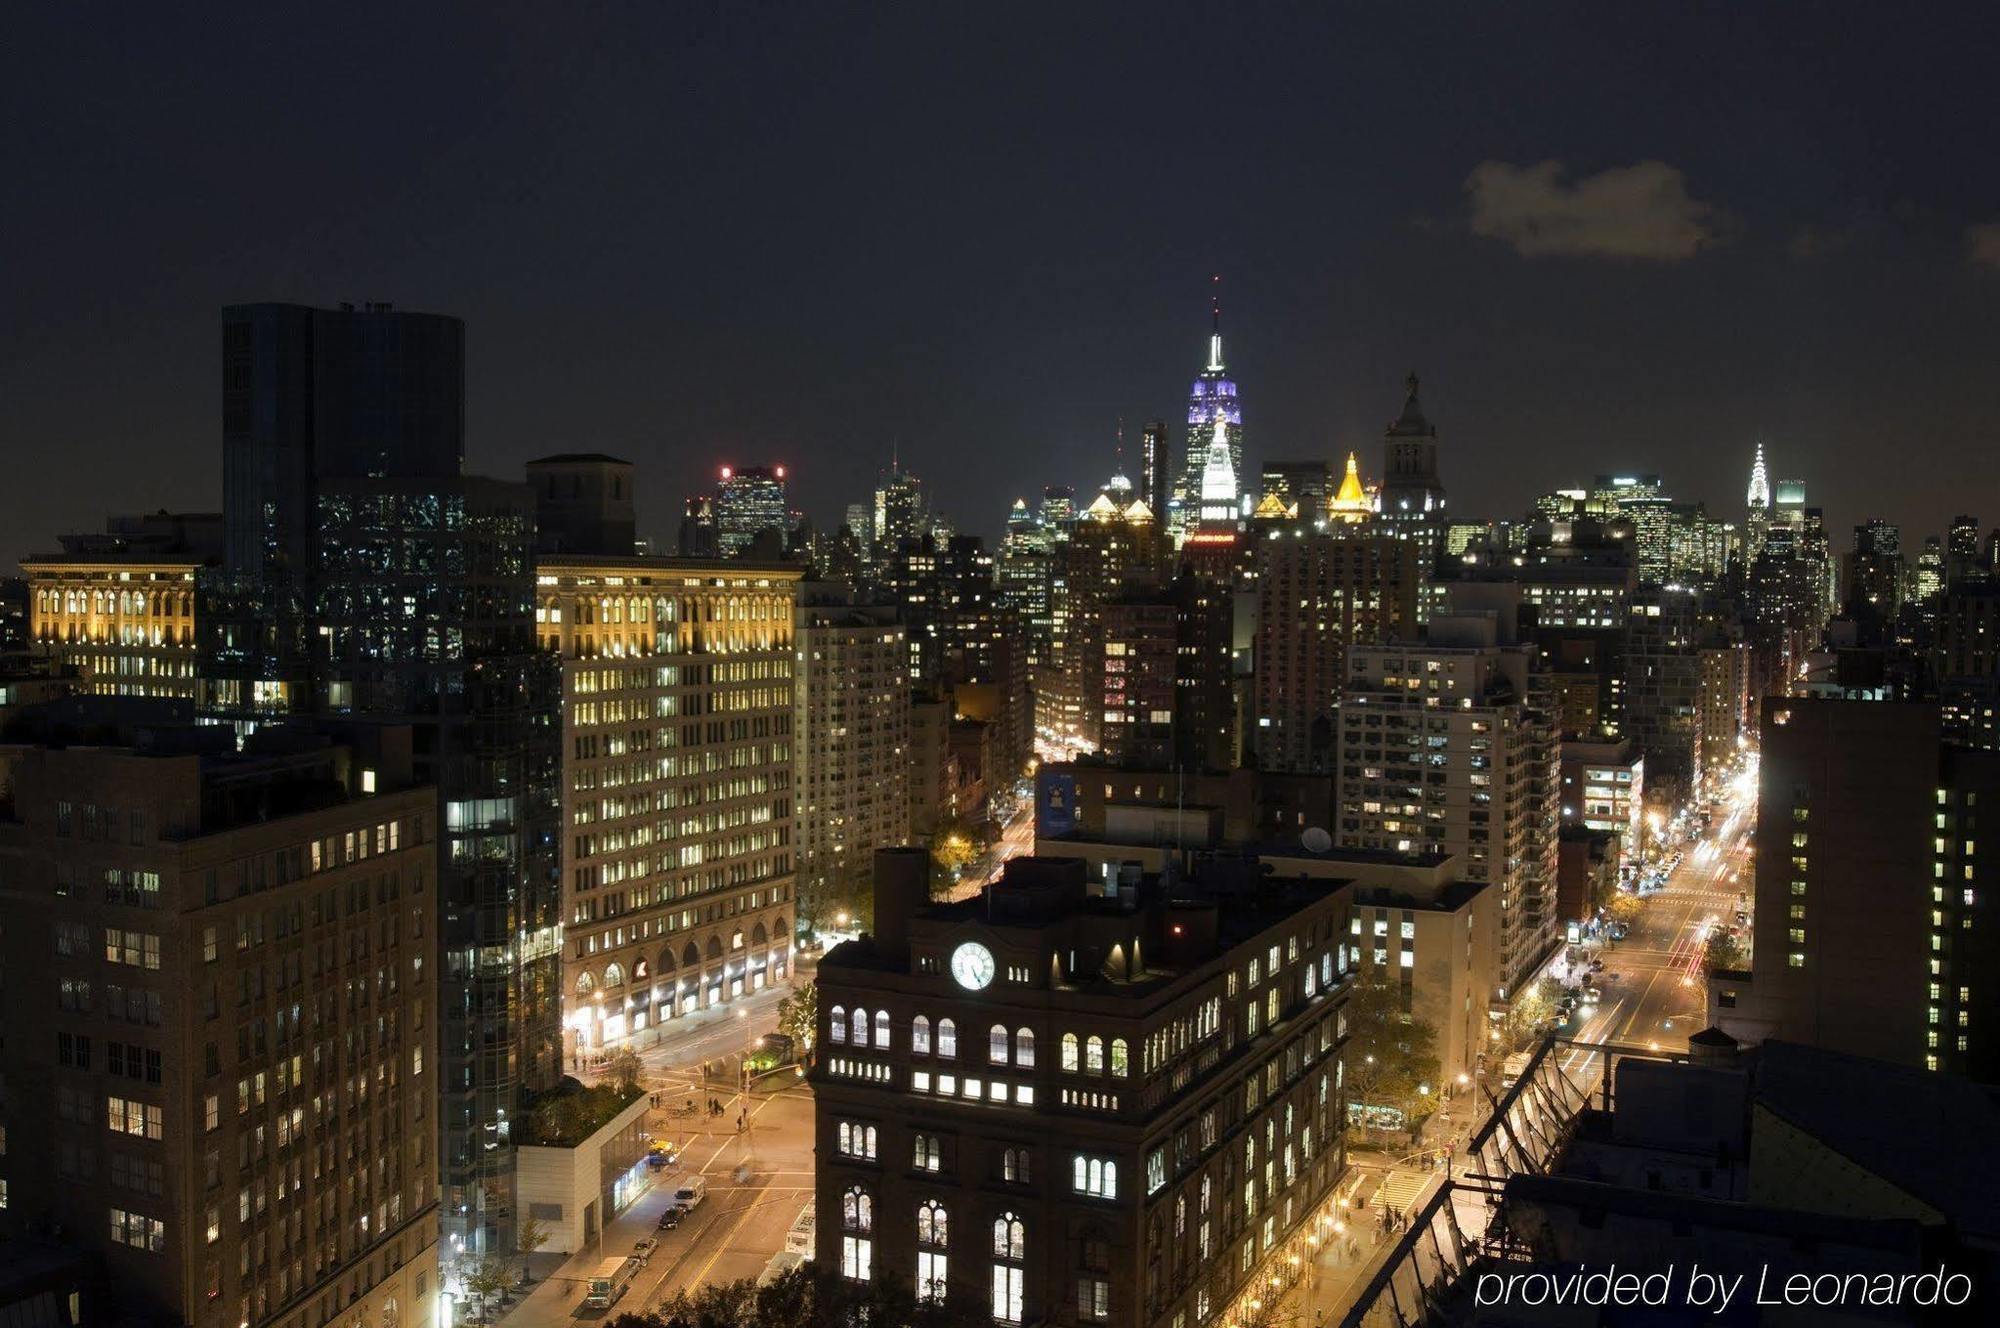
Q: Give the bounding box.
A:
[583,1255,638,1309]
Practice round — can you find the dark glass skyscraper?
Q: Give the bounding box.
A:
[204,302,561,1260]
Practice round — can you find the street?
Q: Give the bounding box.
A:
[1565,789,1754,1068]
[482,968,819,1328]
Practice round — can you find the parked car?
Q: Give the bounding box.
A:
[633,1238,659,1263]
[658,1205,685,1230]
[673,1178,708,1211]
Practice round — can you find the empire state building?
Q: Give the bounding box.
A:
[1170,289,1242,539]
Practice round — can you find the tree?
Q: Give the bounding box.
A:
[463,1257,511,1323]
[604,1047,644,1097]
[515,1213,550,1283]
[1605,891,1644,927]
[1341,980,1442,1145]
[1703,929,1748,975]
[1499,980,1557,1054]
[929,819,980,896]
[776,983,819,1061]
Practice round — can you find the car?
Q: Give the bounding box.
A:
[1588,958,1605,972]
[658,1205,685,1230]
[633,1238,659,1263]
[1582,987,1603,1003]
[1734,911,1749,924]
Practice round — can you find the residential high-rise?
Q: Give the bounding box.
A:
[1338,608,1561,999]
[1100,596,1179,767]
[1252,531,1417,774]
[716,464,790,557]
[883,534,1003,694]
[0,725,439,1328]
[1709,699,2000,1081]
[1139,420,1171,519]
[1844,519,1904,616]
[1171,294,1242,542]
[534,553,801,1056]
[813,849,1351,1328]
[795,594,911,929]
[1044,497,1166,753]
[1622,584,1708,805]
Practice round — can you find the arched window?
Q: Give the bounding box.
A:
[1085,1035,1104,1073]
[937,1018,957,1058]
[1003,1147,1031,1184]
[603,962,625,988]
[989,1023,1009,1064]
[842,1187,873,1232]
[913,1133,941,1172]
[836,1121,877,1159]
[841,1186,873,1283]
[992,1213,1025,1260]
[849,1007,869,1046]
[912,1015,931,1054]
[575,972,595,995]
[917,1200,949,1304]
[917,1200,948,1247]
[874,1009,890,1049]
[1110,1037,1129,1077]
[992,1213,1025,1323]
[829,1005,847,1044]
[1061,1033,1079,1072]
[1015,1027,1035,1067]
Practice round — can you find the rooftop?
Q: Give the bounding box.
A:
[1751,1039,2000,1239]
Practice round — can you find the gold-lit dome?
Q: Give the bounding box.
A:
[1328,451,1373,523]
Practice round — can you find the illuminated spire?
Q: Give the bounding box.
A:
[1207,273,1224,372]
[1747,442,1771,510]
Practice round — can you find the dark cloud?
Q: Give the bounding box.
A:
[1967,223,2000,271]
[1465,160,1722,261]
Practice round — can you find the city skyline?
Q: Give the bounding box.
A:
[8,10,2000,1327]
[6,6,2000,566]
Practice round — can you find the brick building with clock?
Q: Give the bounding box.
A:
[811,847,1353,1328]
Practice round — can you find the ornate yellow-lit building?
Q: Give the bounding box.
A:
[22,556,203,698]
[1326,451,1376,525]
[535,555,804,1056]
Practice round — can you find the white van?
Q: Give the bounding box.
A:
[673,1177,708,1211]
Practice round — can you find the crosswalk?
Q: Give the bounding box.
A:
[1375,1166,1443,1216]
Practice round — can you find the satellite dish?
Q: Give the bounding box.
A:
[1301,827,1333,854]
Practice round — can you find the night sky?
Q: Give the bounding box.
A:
[6,3,2000,567]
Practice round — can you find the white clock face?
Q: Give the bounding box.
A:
[949,941,996,991]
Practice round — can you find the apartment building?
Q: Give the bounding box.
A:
[0,727,438,1328]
